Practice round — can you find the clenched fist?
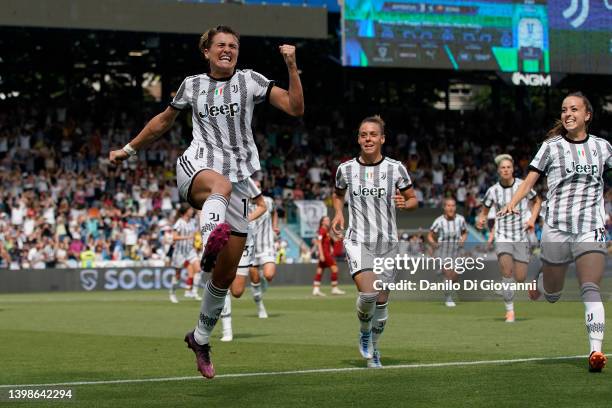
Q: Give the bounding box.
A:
[109,149,129,166]
[279,44,297,69]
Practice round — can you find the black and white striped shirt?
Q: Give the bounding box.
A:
[483,178,536,241]
[252,196,275,252]
[335,157,412,243]
[430,215,467,243]
[173,218,197,255]
[529,134,612,234]
[170,70,274,182]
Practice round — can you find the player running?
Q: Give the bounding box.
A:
[428,198,468,307]
[499,92,610,372]
[109,25,304,378]
[250,180,279,287]
[332,115,418,368]
[169,205,201,303]
[219,179,268,342]
[312,216,345,296]
[477,154,542,322]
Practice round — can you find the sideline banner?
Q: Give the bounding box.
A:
[0,264,350,293]
[294,200,327,238]
[0,267,185,293]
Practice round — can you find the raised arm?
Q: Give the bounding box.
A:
[269,45,304,117]
[109,107,180,165]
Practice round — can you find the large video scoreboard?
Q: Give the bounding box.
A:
[342,0,612,74]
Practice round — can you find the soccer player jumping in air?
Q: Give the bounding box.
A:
[499,92,610,372]
[477,154,542,322]
[109,25,303,378]
[332,116,418,368]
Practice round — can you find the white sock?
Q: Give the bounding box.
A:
[536,270,545,293]
[502,277,515,312]
[170,275,179,294]
[356,292,378,333]
[193,272,202,290]
[372,302,388,350]
[581,282,605,353]
[200,193,229,245]
[220,293,232,335]
[444,278,454,301]
[194,280,228,345]
[251,282,263,304]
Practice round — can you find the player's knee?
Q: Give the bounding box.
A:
[213,274,235,290]
[376,292,389,304]
[231,286,244,298]
[211,177,232,198]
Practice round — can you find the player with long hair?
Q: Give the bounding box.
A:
[109,25,303,378]
[332,115,418,368]
[499,92,610,372]
[477,154,542,322]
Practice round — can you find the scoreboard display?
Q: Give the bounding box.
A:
[342,0,612,74]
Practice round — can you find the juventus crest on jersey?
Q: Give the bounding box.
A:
[483,178,536,242]
[170,70,274,182]
[529,135,612,234]
[335,157,412,243]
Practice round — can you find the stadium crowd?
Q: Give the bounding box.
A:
[1,103,611,269]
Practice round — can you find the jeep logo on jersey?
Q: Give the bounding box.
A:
[565,161,598,175]
[199,103,240,118]
[353,185,386,198]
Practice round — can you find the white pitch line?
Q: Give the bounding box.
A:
[0,355,586,389]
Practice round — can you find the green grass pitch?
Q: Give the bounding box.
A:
[0,286,609,407]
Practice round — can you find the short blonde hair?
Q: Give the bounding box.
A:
[494,154,513,167]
